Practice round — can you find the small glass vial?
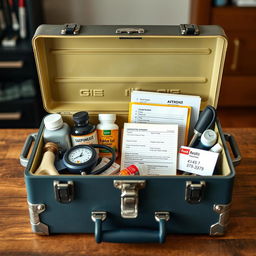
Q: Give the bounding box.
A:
[97,114,119,158]
[196,129,217,150]
[43,114,71,152]
[71,111,98,146]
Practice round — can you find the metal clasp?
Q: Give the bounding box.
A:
[185,181,205,204]
[180,24,200,35]
[54,181,74,203]
[116,28,144,34]
[114,180,146,218]
[61,23,80,35]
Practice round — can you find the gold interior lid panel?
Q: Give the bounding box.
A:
[33,35,227,113]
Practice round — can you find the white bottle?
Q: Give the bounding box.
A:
[43,114,71,152]
[97,114,119,158]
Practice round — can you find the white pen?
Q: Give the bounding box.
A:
[9,0,19,31]
[19,0,26,38]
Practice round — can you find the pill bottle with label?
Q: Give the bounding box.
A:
[97,114,119,158]
[43,114,71,152]
[119,164,148,176]
[71,111,98,146]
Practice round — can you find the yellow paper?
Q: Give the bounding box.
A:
[129,102,191,148]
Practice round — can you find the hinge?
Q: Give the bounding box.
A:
[180,24,200,35]
[210,203,231,236]
[155,212,170,222]
[61,23,80,35]
[116,28,144,34]
[28,201,49,235]
[54,181,74,203]
[113,180,146,219]
[185,181,205,204]
[91,211,107,222]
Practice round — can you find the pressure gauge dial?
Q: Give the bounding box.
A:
[68,147,93,164]
[63,145,97,174]
[61,144,116,175]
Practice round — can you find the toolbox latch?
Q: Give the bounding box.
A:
[114,180,146,218]
[54,181,74,203]
[180,24,200,35]
[61,23,80,35]
[185,181,205,204]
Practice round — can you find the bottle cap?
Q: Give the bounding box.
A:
[99,114,116,122]
[44,114,63,130]
[73,111,89,124]
[200,129,217,147]
[209,143,223,153]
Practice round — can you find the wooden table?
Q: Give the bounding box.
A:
[0,128,255,256]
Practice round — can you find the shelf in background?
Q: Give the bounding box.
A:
[0,39,32,54]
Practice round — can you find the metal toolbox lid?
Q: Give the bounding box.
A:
[32,25,227,114]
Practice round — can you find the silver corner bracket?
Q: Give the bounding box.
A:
[210,203,231,236]
[113,180,146,219]
[28,201,49,235]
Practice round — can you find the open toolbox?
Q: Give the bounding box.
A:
[20,24,241,243]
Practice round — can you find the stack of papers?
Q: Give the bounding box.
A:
[129,102,191,149]
[131,91,201,140]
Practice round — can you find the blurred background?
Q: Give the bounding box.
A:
[0,0,255,128]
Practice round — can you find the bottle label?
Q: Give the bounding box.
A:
[119,165,139,176]
[71,130,98,146]
[97,129,119,158]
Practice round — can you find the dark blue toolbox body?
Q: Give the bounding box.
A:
[20,24,241,243]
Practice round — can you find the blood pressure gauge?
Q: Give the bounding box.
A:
[59,144,115,175]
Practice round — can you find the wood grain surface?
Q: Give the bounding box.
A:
[0,128,255,256]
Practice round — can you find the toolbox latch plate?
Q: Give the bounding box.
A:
[61,23,81,35]
[185,181,205,204]
[54,181,74,203]
[114,180,146,219]
[180,24,200,35]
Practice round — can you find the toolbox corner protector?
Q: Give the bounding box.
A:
[210,203,231,236]
[28,201,49,235]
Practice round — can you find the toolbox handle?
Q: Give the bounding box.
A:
[20,133,38,168]
[224,133,242,167]
[92,211,169,243]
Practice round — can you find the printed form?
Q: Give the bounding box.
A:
[131,91,201,139]
[121,123,178,175]
[129,102,191,148]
